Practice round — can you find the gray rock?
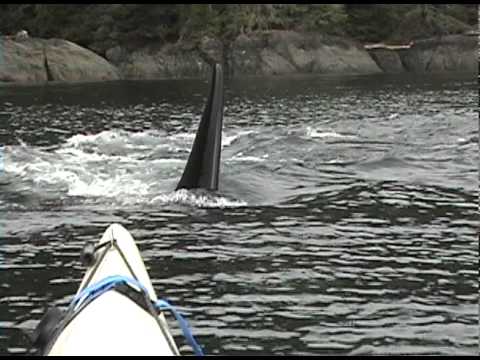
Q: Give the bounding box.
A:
[199,36,223,65]
[231,34,264,75]
[399,35,477,73]
[44,39,120,82]
[260,48,296,75]
[105,45,125,64]
[231,31,382,76]
[0,36,120,84]
[311,43,382,74]
[287,44,315,72]
[0,38,47,83]
[2,31,474,84]
[367,49,405,73]
[118,45,209,79]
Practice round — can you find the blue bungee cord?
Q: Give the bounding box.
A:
[71,275,148,310]
[155,299,204,356]
[71,275,204,356]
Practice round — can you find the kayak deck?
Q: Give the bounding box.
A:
[47,224,180,356]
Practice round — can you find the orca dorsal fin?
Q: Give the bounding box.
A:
[176,63,224,191]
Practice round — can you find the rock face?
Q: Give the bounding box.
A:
[0,32,477,84]
[366,35,477,74]
[367,49,406,73]
[400,35,477,73]
[108,43,210,79]
[44,39,120,82]
[0,37,120,84]
[0,37,47,83]
[109,31,383,79]
[232,31,382,76]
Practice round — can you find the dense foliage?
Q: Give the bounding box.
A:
[0,4,476,54]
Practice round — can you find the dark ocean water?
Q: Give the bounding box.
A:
[0,72,477,355]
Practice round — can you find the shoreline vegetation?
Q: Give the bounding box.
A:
[0,4,478,84]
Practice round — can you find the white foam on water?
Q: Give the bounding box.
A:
[149,158,184,165]
[3,161,26,176]
[4,128,250,208]
[55,147,114,162]
[36,168,80,186]
[64,129,167,149]
[227,153,268,163]
[305,126,356,140]
[68,176,151,198]
[150,189,247,208]
[65,130,122,148]
[168,129,255,148]
[168,133,196,142]
[222,130,254,147]
[0,146,4,174]
[5,153,53,178]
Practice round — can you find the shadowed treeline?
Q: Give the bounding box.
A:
[0,5,477,56]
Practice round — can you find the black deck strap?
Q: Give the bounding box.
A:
[28,307,66,355]
[112,240,141,283]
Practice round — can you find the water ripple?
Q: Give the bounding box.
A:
[0,74,477,355]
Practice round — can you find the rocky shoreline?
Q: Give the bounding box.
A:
[0,37,119,84]
[0,31,477,85]
[366,34,477,73]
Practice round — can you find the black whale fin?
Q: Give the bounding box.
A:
[176,63,224,191]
